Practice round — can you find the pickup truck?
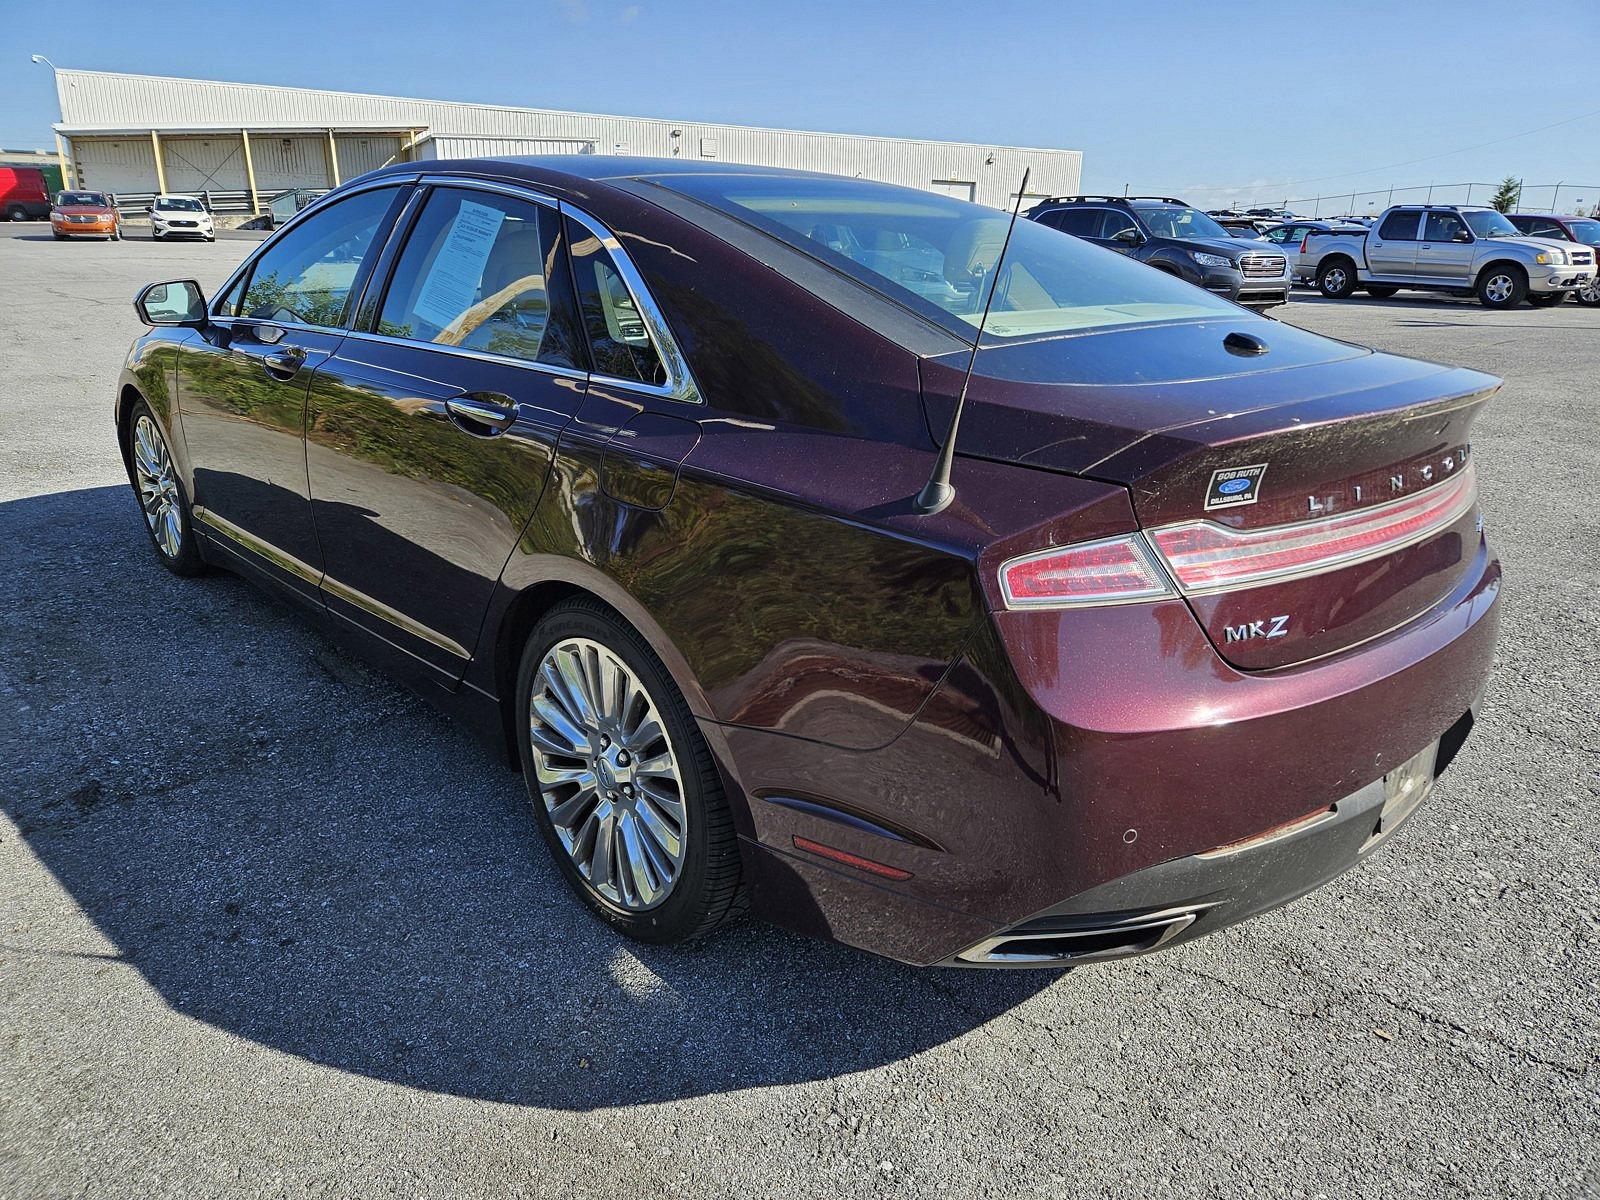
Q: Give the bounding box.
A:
[1302,204,1594,308]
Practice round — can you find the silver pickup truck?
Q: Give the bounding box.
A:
[1304,204,1594,308]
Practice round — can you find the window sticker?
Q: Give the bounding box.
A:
[412,200,506,330]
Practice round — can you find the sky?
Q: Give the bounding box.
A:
[4,0,1598,212]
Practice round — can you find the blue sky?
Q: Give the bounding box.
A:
[5,0,1598,210]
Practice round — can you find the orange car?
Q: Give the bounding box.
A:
[51,190,121,240]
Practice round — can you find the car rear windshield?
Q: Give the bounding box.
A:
[57,192,108,207]
[651,174,1241,342]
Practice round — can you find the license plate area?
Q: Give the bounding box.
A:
[1362,740,1439,854]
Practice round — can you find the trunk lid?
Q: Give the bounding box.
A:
[922,317,1498,670]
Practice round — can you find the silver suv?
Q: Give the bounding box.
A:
[1303,205,1593,308]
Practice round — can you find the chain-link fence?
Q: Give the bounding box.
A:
[1191,181,1600,218]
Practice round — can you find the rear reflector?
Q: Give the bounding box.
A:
[1147,463,1477,594]
[791,836,913,881]
[999,534,1175,608]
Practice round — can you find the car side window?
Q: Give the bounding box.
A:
[1423,211,1467,242]
[564,217,668,387]
[213,273,246,318]
[375,188,584,370]
[1531,220,1564,238]
[1265,225,1295,244]
[1378,211,1421,241]
[1050,208,1101,237]
[239,188,399,328]
[1098,209,1138,240]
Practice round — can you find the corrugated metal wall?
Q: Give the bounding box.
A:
[54,70,1082,208]
[430,137,596,159]
[73,138,157,192]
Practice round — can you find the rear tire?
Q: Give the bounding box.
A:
[6,206,26,222]
[1317,258,1358,298]
[1364,284,1399,298]
[515,598,745,945]
[1476,264,1527,309]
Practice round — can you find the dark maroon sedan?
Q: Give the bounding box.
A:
[117,158,1500,967]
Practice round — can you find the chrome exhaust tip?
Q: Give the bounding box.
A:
[954,905,1209,965]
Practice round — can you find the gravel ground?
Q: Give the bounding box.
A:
[1,223,1596,1200]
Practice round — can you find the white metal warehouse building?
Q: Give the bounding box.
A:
[44,68,1082,212]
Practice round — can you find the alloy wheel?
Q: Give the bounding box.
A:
[527,637,687,911]
[132,414,183,559]
[1484,274,1513,304]
[1323,268,1346,294]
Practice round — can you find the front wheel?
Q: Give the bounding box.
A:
[124,402,205,576]
[1576,280,1600,307]
[6,206,26,222]
[1317,259,1358,298]
[1476,265,1527,309]
[516,598,745,944]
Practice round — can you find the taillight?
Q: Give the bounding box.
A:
[1148,464,1477,594]
[999,535,1175,608]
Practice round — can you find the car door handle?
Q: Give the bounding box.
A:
[261,349,305,379]
[445,392,517,435]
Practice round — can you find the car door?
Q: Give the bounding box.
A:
[303,181,590,678]
[174,184,410,599]
[1415,210,1476,281]
[1367,209,1421,277]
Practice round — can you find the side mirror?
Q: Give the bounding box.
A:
[135,279,207,327]
[1451,230,1473,243]
[1113,227,1144,245]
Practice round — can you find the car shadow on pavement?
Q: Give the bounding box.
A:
[0,485,1053,1110]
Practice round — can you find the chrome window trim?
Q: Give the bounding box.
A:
[338,328,589,383]
[558,200,703,405]
[208,175,421,322]
[207,171,702,404]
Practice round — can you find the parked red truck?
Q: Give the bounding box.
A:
[1,166,51,222]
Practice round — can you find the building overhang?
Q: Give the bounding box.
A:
[55,124,429,138]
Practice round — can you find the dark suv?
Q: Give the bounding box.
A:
[1506,212,1600,305]
[1028,195,1292,309]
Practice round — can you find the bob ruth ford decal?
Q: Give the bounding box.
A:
[1204,463,1268,511]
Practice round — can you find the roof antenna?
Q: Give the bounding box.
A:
[914,167,1031,516]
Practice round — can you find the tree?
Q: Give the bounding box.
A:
[1489,177,1522,213]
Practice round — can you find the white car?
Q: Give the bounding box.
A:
[150,195,215,242]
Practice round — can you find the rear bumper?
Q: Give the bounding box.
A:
[736,535,1501,967]
[942,714,1469,966]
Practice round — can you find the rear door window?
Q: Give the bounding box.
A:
[564,217,668,387]
[239,187,401,328]
[1378,211,1422,241]
[1048,208,1103,237]
[375,187,584,370]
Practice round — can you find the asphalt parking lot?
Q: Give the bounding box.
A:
[1,222,1595,1200]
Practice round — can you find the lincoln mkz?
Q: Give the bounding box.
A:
[118,158,1500,966]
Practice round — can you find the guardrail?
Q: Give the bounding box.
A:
[110,188,329,218]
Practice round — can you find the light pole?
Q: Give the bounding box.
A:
[30,54,74,189]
